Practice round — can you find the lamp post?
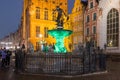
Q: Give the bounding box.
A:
[39,34,43,51]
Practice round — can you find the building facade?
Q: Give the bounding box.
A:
[0,30,21,50]
[21,0,72,51]
[70,0,84,50]
[84,0,99,47]
[98,0,120,53]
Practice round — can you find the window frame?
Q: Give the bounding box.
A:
[93,13,97,21]
[36,26,40,37]
[90,1,93,9]
[36,7,40,19]
[86,15,90,23]
[107,8,119,47]
[44,9,48,20]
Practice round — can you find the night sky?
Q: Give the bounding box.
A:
[0,0,75,39]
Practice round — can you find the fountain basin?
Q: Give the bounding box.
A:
[48,29,72,53]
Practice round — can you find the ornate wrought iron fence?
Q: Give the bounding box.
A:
[21,49,106,75]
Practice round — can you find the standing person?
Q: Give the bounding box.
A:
[21,44,25,50]
[21,43,26,57]
[48,44,52,52]
[98,49,106,71]
[43,43,48,53]
[52,43,55,52]
[15,49,21,72]
[104,43,107,50]
[6,50,12,67]
[29,43,34,53]
[14,46,18,72]
[20,49,26,72]
[1,48,7,68]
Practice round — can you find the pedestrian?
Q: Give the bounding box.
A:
[43,43,49,53]
[1,48,7,68]
[48,44,52,52]
[104,43,107,50]
[15,49,22,72]
[21,43,25,50]
[98,49,106,71]
[6,50,12,67]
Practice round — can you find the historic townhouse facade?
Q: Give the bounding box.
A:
[21,0,72,51]
[84,0,99,47]
[98,0,120,53]
[70,0,84,50]
[0,30,21,49]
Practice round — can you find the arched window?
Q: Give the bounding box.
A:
[107,8,119,47]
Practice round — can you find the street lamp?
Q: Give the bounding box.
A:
[39,34,43,38]
[38,34,42,51]
[39,34,44,44]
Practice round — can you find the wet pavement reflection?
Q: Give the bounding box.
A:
[0,67,68,80]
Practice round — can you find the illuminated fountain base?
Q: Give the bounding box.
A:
[48,29,72,53]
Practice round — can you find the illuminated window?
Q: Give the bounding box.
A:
[44,27,48,38]
[44,9,48,20]
[107,8,119,47]
[36,26,40,37]
[52,10,56,21]
[36,7,40,19]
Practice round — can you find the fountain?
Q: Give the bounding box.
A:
[48,6,72,53]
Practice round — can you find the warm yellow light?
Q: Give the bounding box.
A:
[39,34,43,38]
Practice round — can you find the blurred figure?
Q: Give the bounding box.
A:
[1,48,7,68]
[21,44,25,50]
[43,43,49,53]
[15,49,21,72]
[6,50,12,67]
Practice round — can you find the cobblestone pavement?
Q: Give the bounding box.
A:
[0,66,109,80]
[0,67,68,80]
